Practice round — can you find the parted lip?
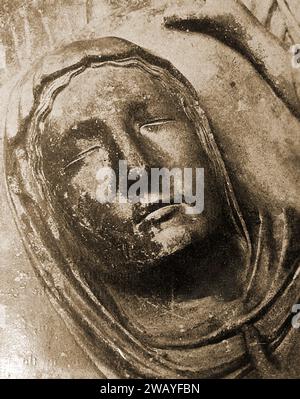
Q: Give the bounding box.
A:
[136,203,184,231]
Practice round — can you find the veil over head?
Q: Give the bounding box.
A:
[4,37,300,378]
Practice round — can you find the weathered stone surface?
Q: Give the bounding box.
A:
[0,0,299,378]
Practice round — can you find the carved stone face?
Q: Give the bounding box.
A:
[37,62,246,344]
[3,6,299,374]
[41,64,226,275]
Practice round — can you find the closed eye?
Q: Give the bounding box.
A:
[63,145,102,171]
[140,118,175,129]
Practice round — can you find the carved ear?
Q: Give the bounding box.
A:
[163,0,300,120]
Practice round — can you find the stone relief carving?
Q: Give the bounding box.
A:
[0,0,299,378]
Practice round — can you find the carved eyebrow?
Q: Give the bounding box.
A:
[63,145,102,170]
[140,118,175,129]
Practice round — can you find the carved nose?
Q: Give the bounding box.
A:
[114,125,149,169]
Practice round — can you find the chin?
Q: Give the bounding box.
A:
[150,223,194,258]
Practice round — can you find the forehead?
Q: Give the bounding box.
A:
[47,64,183,129]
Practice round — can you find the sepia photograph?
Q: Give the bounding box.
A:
[0,0,299,384]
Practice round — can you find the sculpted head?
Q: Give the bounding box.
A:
[39,61,229,277]
[3,2,300,377]
[4,37,253,377]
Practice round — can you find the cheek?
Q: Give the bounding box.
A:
[64,164,136,226]
[61,148,114,200]
[67,166,99,202]
[55,191,165,273]
[58,170,136,237]
[141,121,200,166]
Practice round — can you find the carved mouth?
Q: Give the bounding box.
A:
[136,204,183,230]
